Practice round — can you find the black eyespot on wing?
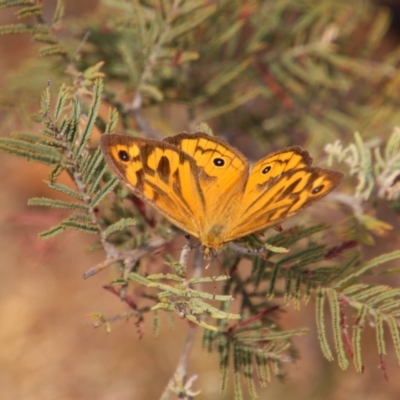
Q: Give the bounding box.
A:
[118,150,130,162]
[213,158,225,167]
[262,165,271,174]
[312,185,324,194]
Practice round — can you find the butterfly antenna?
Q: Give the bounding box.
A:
[210,250,232,277]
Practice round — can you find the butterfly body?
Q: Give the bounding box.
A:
[101,132,343,252]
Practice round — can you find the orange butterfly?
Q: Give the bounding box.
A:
[101,132,343,253]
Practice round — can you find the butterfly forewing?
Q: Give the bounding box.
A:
[100,134,207,237]
[164,132,248,189]
[244,146,313,198]
[227,166,344,241]
[164,132,249,219]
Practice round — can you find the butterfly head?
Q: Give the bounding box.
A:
[199,222,232,255]
[202,245,217,257]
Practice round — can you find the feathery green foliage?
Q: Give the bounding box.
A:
[326,129,400,201]
[0,0,66,57]
[0,79,119,240]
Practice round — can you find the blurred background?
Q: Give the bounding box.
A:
[1,1,400,399]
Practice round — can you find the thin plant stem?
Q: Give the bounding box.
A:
[159,242,203,400]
